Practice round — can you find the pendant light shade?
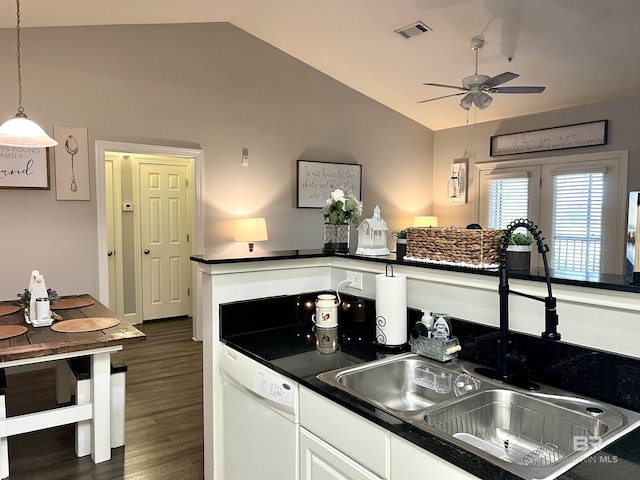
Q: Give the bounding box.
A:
[0,113,58,147]
[0,0,57,148]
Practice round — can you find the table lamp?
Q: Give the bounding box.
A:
[413,216,438,227]
[234,217,268,252]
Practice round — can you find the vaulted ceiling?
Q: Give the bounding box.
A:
[2,0,638,130]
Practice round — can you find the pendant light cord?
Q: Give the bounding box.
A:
[15,0,25,115]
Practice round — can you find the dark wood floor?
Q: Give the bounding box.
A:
[5,317,204,480]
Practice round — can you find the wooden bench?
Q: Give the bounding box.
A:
[56,358,127,456]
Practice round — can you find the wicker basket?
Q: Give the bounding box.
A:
[406,227,503,267]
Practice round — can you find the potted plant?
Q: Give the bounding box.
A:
[391,229,409,260]
[506,232,533,272]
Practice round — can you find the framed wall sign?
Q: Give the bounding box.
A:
[490,120,608,157]
[0,146,50,189]
[297,160,362,208]
[54,125,90,200]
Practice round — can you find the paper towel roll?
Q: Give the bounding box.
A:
[375,273,407,346]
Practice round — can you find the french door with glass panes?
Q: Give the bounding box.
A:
[479,152,627,276]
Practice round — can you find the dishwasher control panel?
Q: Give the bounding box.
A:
[254,369,296,407]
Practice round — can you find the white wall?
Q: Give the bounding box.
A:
[0,23,434,300]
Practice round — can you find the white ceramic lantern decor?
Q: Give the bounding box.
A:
[356,206,390,256]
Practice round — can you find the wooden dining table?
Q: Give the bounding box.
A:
[0,294,145,477]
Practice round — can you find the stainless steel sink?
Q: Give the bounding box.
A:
[426,389,614,474]
[327,355,469,413]
[317,353,640,480]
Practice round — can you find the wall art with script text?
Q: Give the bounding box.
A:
[0,146,50,189]
[297,160,362,208]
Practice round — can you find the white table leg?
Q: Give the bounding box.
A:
[91,351,111,463]
[1,393,8,479]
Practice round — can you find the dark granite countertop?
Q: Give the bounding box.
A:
[191,249,640,293]
[220,294,640,480]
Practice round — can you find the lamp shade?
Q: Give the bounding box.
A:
[474,92,493,110]
[234,218,268,242]
[0,114,58,148]
[413,216,438,227]
[459,93,474,111]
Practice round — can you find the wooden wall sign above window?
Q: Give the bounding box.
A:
[490,120,608,157]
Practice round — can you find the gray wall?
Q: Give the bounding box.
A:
[0,23,434,300]
[432,96,640,227]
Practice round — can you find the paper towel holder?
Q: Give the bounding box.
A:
[375,263,408,350]
[385,263,395,277]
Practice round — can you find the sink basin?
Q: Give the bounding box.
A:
[317,353,640,480]
[426,389,612,471]
[318,354,478,414]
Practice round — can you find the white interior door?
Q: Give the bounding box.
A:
[139,162,191,320]
[105,156,124,315]
[105,160,117,309]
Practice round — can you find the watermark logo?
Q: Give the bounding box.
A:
[572,436,618,464]
[573,436,602,451]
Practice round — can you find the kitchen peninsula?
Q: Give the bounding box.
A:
[192,251,640,480]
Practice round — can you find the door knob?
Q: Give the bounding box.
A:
[107,250,113,256]
[144,249,150,254]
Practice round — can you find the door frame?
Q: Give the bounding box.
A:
[95,141,205,338]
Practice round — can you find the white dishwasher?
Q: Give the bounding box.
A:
[220,345,299,480]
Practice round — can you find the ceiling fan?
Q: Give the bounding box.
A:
[418,36,545,110]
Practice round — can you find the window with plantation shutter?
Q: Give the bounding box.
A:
[478,151,627,276]
[551,169,605,276]
[479,167,540,233]
[486,175,529,228]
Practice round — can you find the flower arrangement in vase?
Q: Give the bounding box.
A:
[322,189,363,253]
[17,288,60,309]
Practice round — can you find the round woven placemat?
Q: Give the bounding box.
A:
[0,305,21,316]
[0,325,28,340]
[51,298,96,310]
[51,317,120,333]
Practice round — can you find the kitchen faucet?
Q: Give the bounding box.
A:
[497,219,561,382]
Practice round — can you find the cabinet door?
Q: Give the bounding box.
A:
[300,428,383,480]
[390,436,479,480]
[300,387,388,477]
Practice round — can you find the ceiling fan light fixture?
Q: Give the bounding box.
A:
[474,92,493,109]
[460,93,474,110]
[419,35,546,112]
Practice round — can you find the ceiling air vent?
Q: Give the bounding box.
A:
[394,21,432,39]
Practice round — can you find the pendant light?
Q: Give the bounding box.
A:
[0,0,57,148]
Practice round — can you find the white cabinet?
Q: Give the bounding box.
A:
[300,386,482,480]
[300,428,383,480]
[300,387,388,478]
[390,436,480,480]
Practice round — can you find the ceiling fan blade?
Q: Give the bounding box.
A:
[423,82,467,92]
[484,72,519,88]
[417,92,465,103]
[490,86,546,94]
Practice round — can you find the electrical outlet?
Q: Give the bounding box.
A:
[346,271,363,290]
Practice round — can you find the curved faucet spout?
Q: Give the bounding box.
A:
[498,219,561,381]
